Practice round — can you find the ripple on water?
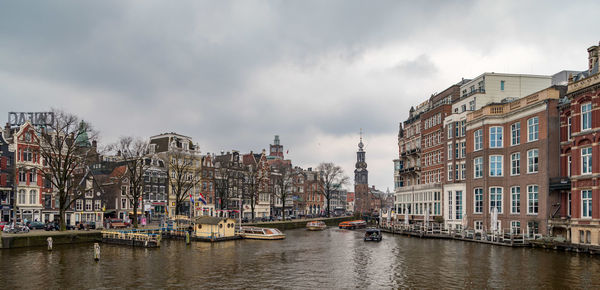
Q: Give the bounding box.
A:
[0,229,599,289]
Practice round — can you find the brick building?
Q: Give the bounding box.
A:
[555,42,600,245]
[465,86,563,235]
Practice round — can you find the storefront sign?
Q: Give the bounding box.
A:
[8,112,54,127]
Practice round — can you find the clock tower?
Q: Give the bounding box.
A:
[354,131,369,214]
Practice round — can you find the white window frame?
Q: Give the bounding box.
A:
[527,117,539,142]
[474,188,483,214]
[567,117,572,140]
[527,185,538,215]
[581,102,592,131]
[511,152,520,176]
[582,190,592,219]
[474,157,483,178]
[527,149,539,174]
[474,129,483,151]
[489,126,503,148]
[511,186,520,214]
[581,147,592,175]
[489,155,503,177]
[511,122,520,146]
[489,187,503,214]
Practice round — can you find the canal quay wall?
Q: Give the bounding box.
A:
[245,216,355,230]
[0,231,101,249]
[380,226,600,255]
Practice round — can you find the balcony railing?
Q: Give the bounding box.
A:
[461,88,485,99]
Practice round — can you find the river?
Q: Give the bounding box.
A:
[0,228,598,289]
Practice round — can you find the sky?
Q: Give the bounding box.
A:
[0,0,599,191]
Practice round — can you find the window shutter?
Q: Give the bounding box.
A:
[0,156,6,170]
[0,173,6,186]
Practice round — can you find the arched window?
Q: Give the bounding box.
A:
[18,190,26,204]
[29,190,37,204]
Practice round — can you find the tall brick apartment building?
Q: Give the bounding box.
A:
[465,87,563,235]
[555,42,600,245]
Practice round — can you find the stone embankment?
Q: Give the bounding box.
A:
[1,230,102,249]
[244,216,356,230]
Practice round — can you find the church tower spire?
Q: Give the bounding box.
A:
[354,130,369,214]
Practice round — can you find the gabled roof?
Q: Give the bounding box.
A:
[110,165,127,178]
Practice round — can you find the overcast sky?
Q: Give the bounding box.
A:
[1,1,598,191]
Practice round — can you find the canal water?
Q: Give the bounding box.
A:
[1,228,599,289]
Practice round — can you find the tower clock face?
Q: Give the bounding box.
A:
[356,161,367,168]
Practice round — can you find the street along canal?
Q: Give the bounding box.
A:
[0,228,598,289]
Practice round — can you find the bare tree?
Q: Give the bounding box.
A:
[112,137,149,228]
[214,166,232,212]
[272,163,293,221]
[168,149,201,216]
[36,110,99,231]
[317,162,349,217]
[242,164,269,222]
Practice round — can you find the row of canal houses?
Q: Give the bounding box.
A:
[393,41,600,246]
[0,123,346,226]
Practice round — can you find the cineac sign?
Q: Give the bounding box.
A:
[8,112,55,127]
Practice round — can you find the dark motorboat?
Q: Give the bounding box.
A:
[364,228,382,242]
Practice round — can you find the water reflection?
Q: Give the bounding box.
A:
[0,229,599,289]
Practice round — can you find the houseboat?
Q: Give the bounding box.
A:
[239,226,286,240]
[338,220,367,230]
[306,221,327,231]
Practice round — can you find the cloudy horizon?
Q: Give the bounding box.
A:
[1,0,599,191]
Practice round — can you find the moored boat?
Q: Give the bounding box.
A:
[338,220,367,230]
[306,221,327,231]
[239,226,286,240]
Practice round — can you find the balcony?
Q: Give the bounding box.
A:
[461,88,485,99]
[398,166,420,174]
[401,147,421,157]
[549,177,571,191]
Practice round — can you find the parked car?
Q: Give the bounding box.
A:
[242,217,249,223]
[27,221,45,230]
[3,222,30,233]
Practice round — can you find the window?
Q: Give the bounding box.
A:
[448,124,453,139]
[474,129,483,151]
[19,170,26,183]
[511,186,520,214]
[461,120,466,136]
[474,157,483,178]
[511,122,520,146]
[85,200,92,211]
[527,185,538,214]
[489,155,503,177]
[95,200,102,210]
[455,164,459,180]
[581,103,592,131]
[509,152,520,176]
[121,186,128,196]
[581,147,592,175]
[511,221,521,235]
[475,220,483,230]
[527,149,539,173]
[568,191,572,217]
[76,199,83,211]
[500,80,505,91]
[448,144,452,160]
[448,191,453,220]
[455,191,463,220]
[447,164,453,181]
[461,163,466,180]
[490,187,503,213]
[527,221,539,237]
[582,190,592,218]
[455,143,459,159]
[474,188,483,214]
[567,117,572,140]
[567,155,572,177]
[29,190,36,204]
[528,117,539,142]
[18,189,26,204]
[460,141,466,158]
[29,169,36,183]
[490,127,503,148]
